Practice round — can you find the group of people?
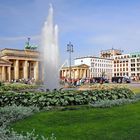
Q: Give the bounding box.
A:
[60,77,104,87]
[10,78,36,84]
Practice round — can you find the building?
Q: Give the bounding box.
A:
[1,47,140,83]
[0,48,42,82]
[60,64,90,79]
[74,56,113,80]
[112,54,130,77]
[130,52,140,79]
[100,48,122,58]
[101,49,140,80]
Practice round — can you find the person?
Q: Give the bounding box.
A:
[100,77,103,84]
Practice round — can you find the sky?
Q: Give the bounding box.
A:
[0,0,140,64]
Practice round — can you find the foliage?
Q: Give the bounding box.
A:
[0,105,55,140]
[0,83,38,92]
[0,127,54,140]
[90,94,140,108]
[0,82,4,87]
[0,88,134,108]
[0,105,39,126]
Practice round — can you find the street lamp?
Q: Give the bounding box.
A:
[27,37,30,46]
[67,42,74,83]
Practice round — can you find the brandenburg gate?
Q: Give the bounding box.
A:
[0,48,41,82]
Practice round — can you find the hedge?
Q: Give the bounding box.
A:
[0,88,134,108]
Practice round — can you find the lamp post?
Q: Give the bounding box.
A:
[67,42,74,83]
[27,37,30,46]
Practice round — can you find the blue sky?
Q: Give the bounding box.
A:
[0,0,140,64]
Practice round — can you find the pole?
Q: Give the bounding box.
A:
[67,42,74,84]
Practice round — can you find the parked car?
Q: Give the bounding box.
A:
[112,76,131,83]
[93,77,109,83]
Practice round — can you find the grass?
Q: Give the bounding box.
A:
[11,101,140,140]
[130,87,140,94]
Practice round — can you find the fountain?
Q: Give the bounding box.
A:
[40,4,60,90]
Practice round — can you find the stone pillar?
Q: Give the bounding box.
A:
[83,69,86,78]
[8,66,11,82]
[34,61,39,81]
[80,69,83,78]
[75,69,78,79]
[2,66,6,81]
[64,70,66,77]
[78,69,80,78]
[41,64,44,82]
[14,60,19,80]
[24,60,28,80]
[73,70,75,79]
[87,69,90,78]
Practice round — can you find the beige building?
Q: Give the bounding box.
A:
[0,48,41,82]
[60,64,90,79]
[112,54,130,77]
[100,48,122,59]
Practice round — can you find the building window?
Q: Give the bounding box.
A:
[132,55,136,58]
[131,59,135,62]
[131,64,135,67]
[131,68,135,71]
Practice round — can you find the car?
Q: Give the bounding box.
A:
[93,77,109,83]
[112,76,131,83]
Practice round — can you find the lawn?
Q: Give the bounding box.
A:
[11,101,140,140]
[129,87,140,94]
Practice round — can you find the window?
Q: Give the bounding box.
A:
[131,59,135,62]
[131,64,135,67]
[132,55,136,58]
[131,68,135,71]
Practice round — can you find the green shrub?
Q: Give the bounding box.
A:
[0,127,56,140]
[0,105,55,140]
[0,88,134,108]
[0,105,39,126]
[0,83,38,92]
[90,95,140,108]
